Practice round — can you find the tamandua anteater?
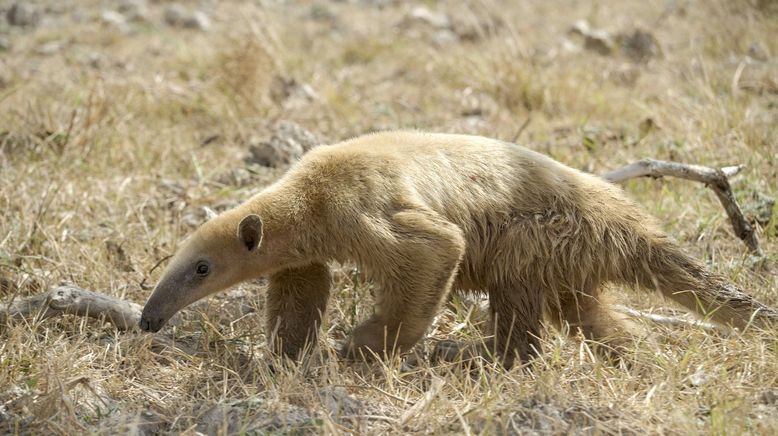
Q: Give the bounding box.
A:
[140,131,777,366]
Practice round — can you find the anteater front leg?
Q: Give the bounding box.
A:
[343,209,466,359]
[266,263,331,359]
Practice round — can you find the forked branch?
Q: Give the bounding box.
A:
[602,159,759,255]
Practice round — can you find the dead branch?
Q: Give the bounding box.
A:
[0,285,198,357]
[602,159,760,255]
[612,304,726,334]
[0,284,165,331]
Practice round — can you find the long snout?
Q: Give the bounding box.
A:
[139,285,179,332]
[138,309,168,332]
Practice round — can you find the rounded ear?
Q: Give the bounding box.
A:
[237,214,263,252]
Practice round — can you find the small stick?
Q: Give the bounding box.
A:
[613,304,725,334]
[511,116,532,142]
[602,159,759,255]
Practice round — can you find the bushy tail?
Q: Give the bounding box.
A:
[619,235,778,329]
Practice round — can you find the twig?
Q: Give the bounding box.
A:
[139,254,173,290]
[398,377,444,427]
[613,304,725,334]
[602,159,759,255]
[0,284,176,330]
[511,116,532,142]
[61,108,78,151]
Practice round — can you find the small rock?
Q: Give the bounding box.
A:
[274,120,321,152]
[196,399,314,434]
[244,121,321,168]
[103,410,166,435]
[319,387,364,420]
[118,0,149,22]
[181,210,203,228]
[431,29,459,47]
[759,390,778,405]
[748,42,769,62]
[185,11,211,30]
[620,29,660,62]
[688,368,710,387]
[101,10,129,33]
[195,404,243,435]
[407,6,451,29]
[6,2,39,27]
[164,4,211,31]
[163,4,186,26]
[570,20,615,55]
[559,37,581,54]
[36,40,66,55]
[583,31,614,55]
[451,17,482,42]
[85,52,103,69]
[270,76,319,109]
[245,137,303,168]
[216,168,253,187]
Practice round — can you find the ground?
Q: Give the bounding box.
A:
[1,0,777,434]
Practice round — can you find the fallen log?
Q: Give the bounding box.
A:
[0,284,172,330]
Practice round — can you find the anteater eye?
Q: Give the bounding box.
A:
[195,261,210,276]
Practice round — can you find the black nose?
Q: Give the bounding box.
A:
[139,315,165,332]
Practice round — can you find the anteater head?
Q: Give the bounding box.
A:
[139,212,264,332]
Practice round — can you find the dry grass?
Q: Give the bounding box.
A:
[1,0,777,434]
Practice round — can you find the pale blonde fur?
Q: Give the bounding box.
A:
[140,131,777,366]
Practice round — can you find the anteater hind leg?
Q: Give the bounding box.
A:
[485,285,544,368]
[433,283,543,369]
[266,263,331,359]
[555,290,640,361]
